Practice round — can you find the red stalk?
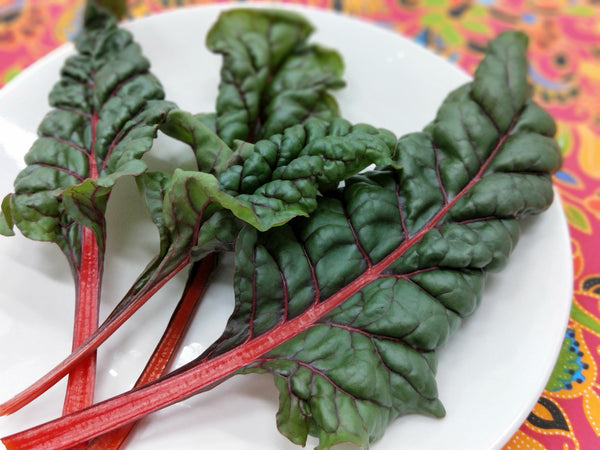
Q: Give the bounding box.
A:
[85,255,214,450]
[62,108,102,418]
[0,224,453,450]
[0,268,378,450]
[0,255,190,416]
[62,226,102,415]
[0,183,207,416]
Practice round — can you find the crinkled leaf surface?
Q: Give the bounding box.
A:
[257,44,344,140]
[126,116,396,315]
[118,116,395,317]
[158,117,396,264]
[216,117,396,222]
[207,8,344,146]
[196,31,562,449]
[0,4,174,265]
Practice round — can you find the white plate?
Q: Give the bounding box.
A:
[0,4,573,450]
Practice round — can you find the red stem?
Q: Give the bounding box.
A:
[0,218,460,449]
[62,226,102,415]
[63,108,101,418]
[0,255,190,416]
[85,255,214,450]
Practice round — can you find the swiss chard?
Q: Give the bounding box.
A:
[0,2,174,415]
[1,30,562,450]
[0,6,388,416]
[207,8,345,145]
[0,113,397,415]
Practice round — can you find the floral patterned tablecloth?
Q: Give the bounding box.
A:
[1,0,599,448]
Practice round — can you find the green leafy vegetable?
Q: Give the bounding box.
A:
[207,8,344,145]
[0,30,561,450]
[159,109,249,175]
[0,3,174,415]
[158,114,397,256]
[257,44,344,140]
[0,94,394,417]
[220,33,559,448]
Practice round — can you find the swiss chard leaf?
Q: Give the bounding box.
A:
[207,8,344,146]
[198,31,561,448]
[131,116,397,275]
[257,44,344,140]
[159,109,252,175]
[0,4,174,261]
[136,171,173,259]
[0,4,174,416]
[216,117,396,219]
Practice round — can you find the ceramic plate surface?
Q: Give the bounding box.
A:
[0,4,572,449]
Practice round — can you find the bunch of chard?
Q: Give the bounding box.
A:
[0,3,562,450]
[0,1,176,417]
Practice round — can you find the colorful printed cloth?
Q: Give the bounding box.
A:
[1,1,599,448]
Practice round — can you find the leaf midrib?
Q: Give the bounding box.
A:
[161,103,520,396]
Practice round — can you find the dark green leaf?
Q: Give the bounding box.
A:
[257,44,345,139]
[0,4,174,268]
[470,31,528,133]
[198,31,561,448]
[207,8,344,146]
[0,195,14,236]
[217,118,396,197]
[160,117,396,259]
[135,117,396,301]
[192,210,244,260]
[136,172,173,257]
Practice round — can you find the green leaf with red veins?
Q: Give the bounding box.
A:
[197,31,562,448]
[88,115,399,379]
[207,8,345,146]
[160,116,397,263]
[257,44,345,140]
[0,3,173,415]
[214,118,396,226]
[146,114,399,269]
[0,4,174,258]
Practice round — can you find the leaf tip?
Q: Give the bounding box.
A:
[0,195,15,236]
[425,398,446,418]
[86,0,127,22]
[487,29,529,60]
